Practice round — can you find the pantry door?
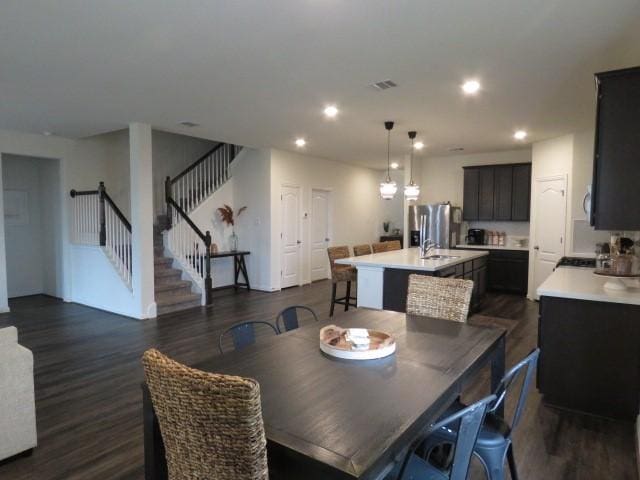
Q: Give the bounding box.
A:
[310,189,330,281]
[281,185,301,288]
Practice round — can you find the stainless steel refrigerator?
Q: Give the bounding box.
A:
[408,203,462,249]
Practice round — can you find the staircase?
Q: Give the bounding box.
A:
[153,219,201,315]
[155,142,241,315]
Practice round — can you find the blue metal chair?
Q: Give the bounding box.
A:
[390,395,496,480]
[420,349,540,480]
[218,321,278,354]
[275,305,319,333]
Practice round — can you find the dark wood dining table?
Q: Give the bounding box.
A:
[143,309,506,480]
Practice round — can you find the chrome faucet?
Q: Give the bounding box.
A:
[420,240,440,258]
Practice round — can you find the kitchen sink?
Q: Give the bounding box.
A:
[421,254,460,260]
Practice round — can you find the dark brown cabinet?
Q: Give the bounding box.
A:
[462,168,479,221]
[463,164,531,222]
[455,247,528,295]
[493,166,513,220]
[511,164,531,221]
[591,66,640,230]
[478,168,495,220]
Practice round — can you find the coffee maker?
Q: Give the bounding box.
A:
[465,228,486,245]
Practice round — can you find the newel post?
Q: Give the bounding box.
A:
[164,176,172,226]
[98,182,106,246]
[204,230,212,305]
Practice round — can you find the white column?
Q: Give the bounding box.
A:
[129,123,156,319]
[0,156,10,312]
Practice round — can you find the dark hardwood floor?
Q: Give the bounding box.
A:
[0,285,637,480]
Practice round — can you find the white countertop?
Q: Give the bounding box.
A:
[456,243,529,252]
[335,247,488,272]
[537,266,640,305]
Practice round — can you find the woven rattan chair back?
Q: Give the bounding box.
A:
[353,244,372,256]
[327,246,350,269]
[371,242,388,253]
[386,240,402,251]
[406,274,474,323]
[142,349,268,480]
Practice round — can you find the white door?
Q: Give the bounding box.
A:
[310,189,330,281]
[532,176,567,299]
[281,185,301,288]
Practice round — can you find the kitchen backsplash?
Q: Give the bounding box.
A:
[465,221,530,238]
[572,220,640,255]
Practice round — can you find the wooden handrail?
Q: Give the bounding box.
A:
[102,190,131,232]
[170,143,225,184]
[70,189,99,197]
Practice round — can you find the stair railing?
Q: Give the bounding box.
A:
[162,142,240,305]
[164,196,212,304]
[70,182,132,289]
[165,142,237,219]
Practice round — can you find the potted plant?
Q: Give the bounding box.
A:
[217,204,247,251]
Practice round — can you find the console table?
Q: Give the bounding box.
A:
[211,250,250,291]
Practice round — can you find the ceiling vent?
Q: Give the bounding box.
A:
[448,147,465,152]
[370,80,398,91]
[178,121,200,128]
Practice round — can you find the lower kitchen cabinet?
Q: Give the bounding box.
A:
[538,296,640,420]
[455,248,528,295]
[382,257,487,313]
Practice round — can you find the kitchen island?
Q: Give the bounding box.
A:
[537,266,640,420]
[336,248,489,312]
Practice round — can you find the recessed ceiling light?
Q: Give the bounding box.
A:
[514,130,528,140]
[414,141,425,150]
[323,105,339,118]
[295,138,306,147]
[42,131,53,136]
[390,162,399,169]
[461,80,481,95]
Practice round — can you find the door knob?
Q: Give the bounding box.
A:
[325,237,330,242]
[297,240,301,244]
[534,246,539,250]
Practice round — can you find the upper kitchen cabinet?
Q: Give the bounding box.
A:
[463,163,531,221]
[493,166,513,220]
[462,167,480,221]
[592,66,640,230]
[511,164,531,221]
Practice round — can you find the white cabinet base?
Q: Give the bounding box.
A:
[356,266,384,310]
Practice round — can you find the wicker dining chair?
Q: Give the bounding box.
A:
[371,242,389,253]
[353,244,372,257]
[386,240,402,251]
[327,246,357,316]
[406,274,474,323]
[142,349,269,480]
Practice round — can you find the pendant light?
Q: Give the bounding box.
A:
[379,121,397,200]
[404,131,420,201]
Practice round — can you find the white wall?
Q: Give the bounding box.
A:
[417,149,533,239]
[270,148,384,289]
[418,149,532,207]
[152,130,217,219]
[0,128,113,311]
[2,155,46,297]
[69,244,138,316]
[379,168,404,236]
[527,135,573,298]
[186,178,235,288]
[232,148,273,291]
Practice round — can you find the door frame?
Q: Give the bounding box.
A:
[309,188,333,282]
[528,174,567,300]
[280,183,302,289]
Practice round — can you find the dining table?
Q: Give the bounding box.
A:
[143,308,506,480]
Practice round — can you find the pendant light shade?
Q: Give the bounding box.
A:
[404,130,420,201]
[380,121,397,200]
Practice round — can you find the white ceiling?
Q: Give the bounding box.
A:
[1,0,640,169]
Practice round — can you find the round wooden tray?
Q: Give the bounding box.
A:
[594,270,640,291]
[319,325,396,360]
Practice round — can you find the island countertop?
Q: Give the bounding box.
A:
[335,247,489,272]
[537,266,640,305]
